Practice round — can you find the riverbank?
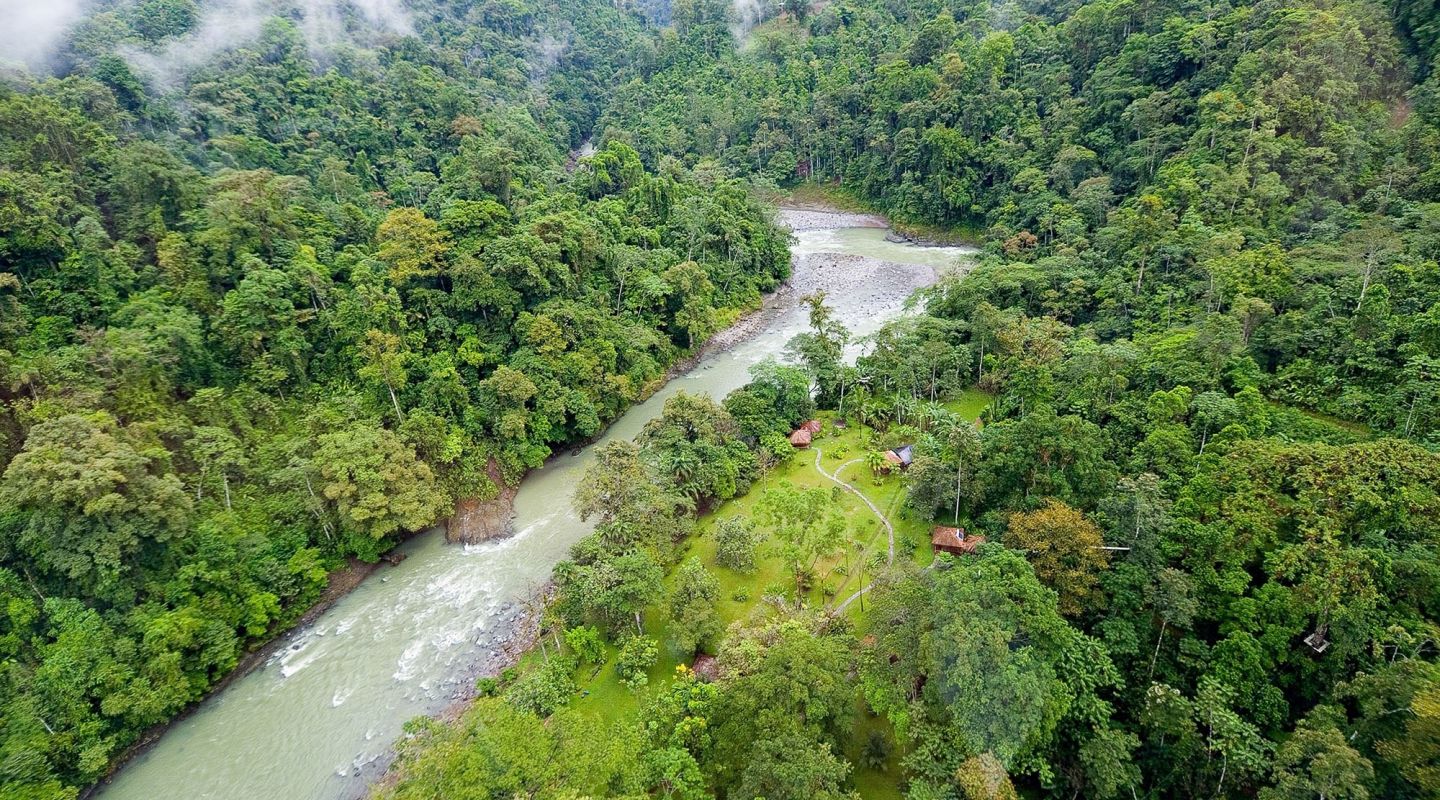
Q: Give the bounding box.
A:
[446,203,937,544]
[377,387,995,800]
[94,203,974,800]
[408,205,931,693]
[92,217,819,795]
[85,556,390,797]
[372,210,979,797]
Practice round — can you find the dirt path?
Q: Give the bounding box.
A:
[813,448,893,614]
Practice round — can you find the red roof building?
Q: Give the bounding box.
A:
[932,526,986,557]
[789,429,813,447]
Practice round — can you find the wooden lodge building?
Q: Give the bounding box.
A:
[932,525,986,556]
[883,444,914,470]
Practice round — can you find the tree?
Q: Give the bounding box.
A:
[1376,680,1440,795]
[1262,708,1374,800]
[564,626,605,665]
[1003,499,1110,616]
[669,558,721,654]
[644,747,706,800]
[1,412,191,587]
[639,392,755,504]
[733,732,852,800]
[954,753,1019,800]
[557,549,665,636]
[711,620,855,791]
[574,440,690,552]
[1077,725,1141,800]
[617,635,660,689]
[714,517,760,572]
[1147,567,1197,681]
[380,699,643,799]
[377,208,450,287]
[786,292,851,405]
[311,419,451,540]
[755,485,841,597]
[357,329,411,422]
[862,549,1106,780]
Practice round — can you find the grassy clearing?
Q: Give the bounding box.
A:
[520,393,994,795]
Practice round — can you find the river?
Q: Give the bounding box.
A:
[95,210,976,800]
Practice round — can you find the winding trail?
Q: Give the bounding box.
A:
[813,448,893,614]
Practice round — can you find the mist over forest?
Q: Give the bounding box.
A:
[0,0,1438,797]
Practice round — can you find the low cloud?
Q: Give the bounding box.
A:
[2,0,414,82]
[0,0,91,69]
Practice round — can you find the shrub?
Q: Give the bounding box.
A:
[505,655,577,716]
[715,517,759,572]
[616,635,659,690]
[565,625,605,665]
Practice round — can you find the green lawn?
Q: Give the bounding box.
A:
[533,392,994,795]
[945,387,994,422]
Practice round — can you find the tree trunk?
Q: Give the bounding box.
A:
[1148,618,1168,682]
[954,463,963,525]
[387,383,404,423]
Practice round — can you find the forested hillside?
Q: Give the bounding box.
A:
[604,0,1440,437]
[5,0,1440,797]
[380,0,1440,799]
[0,2,788,796]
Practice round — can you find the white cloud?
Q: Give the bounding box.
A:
[0,0,91,69]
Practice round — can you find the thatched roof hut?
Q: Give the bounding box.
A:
[800,419,823,434]
[789,429,813,447]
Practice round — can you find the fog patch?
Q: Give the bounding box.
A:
[0,0,91,70]
[121,0,412,88]
[302,0,412,50]
[728,0,766,43]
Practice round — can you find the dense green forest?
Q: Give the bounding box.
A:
[380,0,1440,798]
[4,0,1440,797]
[0,1,788,797]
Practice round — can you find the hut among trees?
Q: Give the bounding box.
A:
[789,420,822,448]
[932,526,986,556]
[884,444,914,470]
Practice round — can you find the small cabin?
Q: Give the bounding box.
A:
[932,526,986,557]
[800,419,823,435]
[789,429,813,448]
[884,444,915,470]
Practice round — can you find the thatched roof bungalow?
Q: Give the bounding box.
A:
[789,429,813,447]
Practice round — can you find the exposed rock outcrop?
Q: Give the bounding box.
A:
[445,458,517,544]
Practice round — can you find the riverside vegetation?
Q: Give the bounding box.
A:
[0,2,788,797]
[380,0,1440,798]
[3,0,1440,797]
